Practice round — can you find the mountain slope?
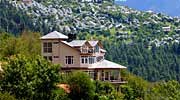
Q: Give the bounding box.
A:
[1,0,180,82]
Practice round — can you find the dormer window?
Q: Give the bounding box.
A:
[81,45,89,53]
[43,42,52,53]
[95,45,99,53]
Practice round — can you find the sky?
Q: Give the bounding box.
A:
[115,0,180,17]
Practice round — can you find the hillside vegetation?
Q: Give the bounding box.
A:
[0,30,180,100]
[1,0,180,82]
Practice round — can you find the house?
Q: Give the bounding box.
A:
[22,0,32,4]
[162,26,171,32]
[40,31,127,84]
[116,31,129,39]
[80,0,103,3]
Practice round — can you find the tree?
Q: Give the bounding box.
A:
[67,71,95,100]
[0,54,60,99]
[151,80,180,100]
[0,92,17,100]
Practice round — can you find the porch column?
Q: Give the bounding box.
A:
[108,70,111,81]
[118,69,121,81]
[95,70,100,80]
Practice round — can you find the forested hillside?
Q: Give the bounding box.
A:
[1,0,180,82]
[1,32,180,100]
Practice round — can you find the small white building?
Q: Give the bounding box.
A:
[162,26,171,32]
[22,0,32,4]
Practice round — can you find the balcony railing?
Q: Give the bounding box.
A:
[81,49,94,54]
[109,79,128,84]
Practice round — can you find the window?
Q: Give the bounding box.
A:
[89,56,96,64]
[95,45,99,53]
[43,42,52,53]
[44,56,52,61]
[81,56,96,64]
[81,56,88,64]
[81,56,85,64]
[88,71,95,79]
[54,56,59,58]
[65,56,74,64]
[105,72,109,80]
[85,57,88,63]
[81,45,88,53]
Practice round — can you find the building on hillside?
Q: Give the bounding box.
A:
[79,0,103,3]
[22,0,32,4]
[40,31,127,84]
[162,26,171,32]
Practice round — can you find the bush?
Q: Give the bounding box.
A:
[67,71,95,100]
[0,54,60,99]
[0,92,16,100]
[50,88,70,100]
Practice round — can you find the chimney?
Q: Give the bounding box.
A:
[67,33,77,42]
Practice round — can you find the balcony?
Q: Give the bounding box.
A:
[80,48,94,54]
[87,70,128,84]
[106,78,128,84]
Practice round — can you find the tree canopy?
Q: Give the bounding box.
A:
[0,54,60,99]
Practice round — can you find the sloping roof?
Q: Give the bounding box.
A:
[88,41,99,47]
[68,40,101,47]
[61,41,73,47]
[100,49,106,52]
[68,40,87,47]
[90,60,126,69]
[40,31,68,39]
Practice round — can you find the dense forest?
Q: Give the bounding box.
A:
[1,0,180,82]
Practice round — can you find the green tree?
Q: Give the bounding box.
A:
[0,92,17,100]
[0,32,41,59]
[67,71,95,100]
[151,80,180,100]
[0,54,60,99]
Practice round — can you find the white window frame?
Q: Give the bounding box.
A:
[44,56,52,61]
[43,42,52,53]
[65,56,74,64]
[81,56,88,64]
[81,56,96,64]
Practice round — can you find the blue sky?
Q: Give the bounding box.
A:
[115,0,180,17]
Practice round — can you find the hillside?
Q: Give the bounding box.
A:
[1,32,180,100]
[1,0,180,82]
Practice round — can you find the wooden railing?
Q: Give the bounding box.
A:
[102,78,128,84]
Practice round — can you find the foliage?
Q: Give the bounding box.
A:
[0,92,17,100]
[67,71,95,100]
[95,81,115,95]
[50,88,70,100]
[0,32,41,59]
[94,81,122,100]
[0,54,60,99]
[150,80,180,100]
[120,71,149,100]
[1,0,180,82]
[103,39,180,82]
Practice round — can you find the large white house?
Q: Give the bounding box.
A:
[41,31,127,84]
